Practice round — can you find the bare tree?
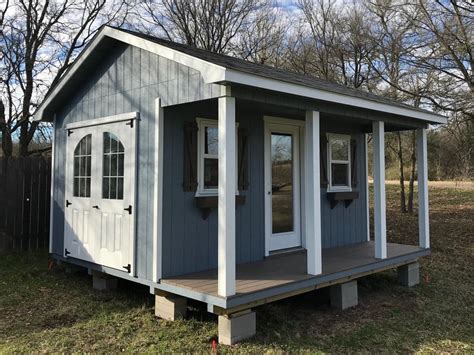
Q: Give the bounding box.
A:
[0,0,131,157]
[139,0,260,55]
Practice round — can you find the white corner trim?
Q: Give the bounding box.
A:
[65,112,138,130]
[417,128,430,249]
[48,118,56,253]
[153,98,164,282]
[373,121,387,259]
[226,70,446,124]
[365,133,370,242]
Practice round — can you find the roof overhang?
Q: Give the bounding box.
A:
[35,26,447,125]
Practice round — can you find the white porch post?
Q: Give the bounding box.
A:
[218,95,236,297]
[373,121,387,259]
[417,128,430,248]
[305,110,322,275]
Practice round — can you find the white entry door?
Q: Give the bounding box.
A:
[264,119,302,254]
[64,115,137,273]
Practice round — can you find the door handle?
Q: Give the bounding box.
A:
[92,205,100,209]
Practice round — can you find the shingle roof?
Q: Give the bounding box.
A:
[113,26,442,118]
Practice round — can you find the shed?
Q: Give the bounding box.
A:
[35,26,446,344]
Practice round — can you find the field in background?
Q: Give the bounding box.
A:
[0,184,473,352]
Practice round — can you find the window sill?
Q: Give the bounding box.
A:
[326,191,359,209]
[195,195,246,220]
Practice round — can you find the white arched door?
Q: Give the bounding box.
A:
[64,114,137,273]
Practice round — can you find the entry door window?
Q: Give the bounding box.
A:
[271,133,294,234]
[102,132,125,200]
[73,134,92,198]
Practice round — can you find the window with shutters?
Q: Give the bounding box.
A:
[195,118,239,196]
[327,134,352,192]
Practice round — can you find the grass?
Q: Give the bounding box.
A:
[1,185,473,353]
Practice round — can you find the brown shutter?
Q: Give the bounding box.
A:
[183,121,198,191]
[238,128,249,190]
[320,135,329,188]
[351,138,358,188]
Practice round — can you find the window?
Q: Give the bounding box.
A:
[327,134,351,192]
[102,132,125,200]
[73,135,92,197]
[196,118,238,196]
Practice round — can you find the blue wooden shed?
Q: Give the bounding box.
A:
[35,26,446,344]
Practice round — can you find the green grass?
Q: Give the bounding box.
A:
[1,185,473,352]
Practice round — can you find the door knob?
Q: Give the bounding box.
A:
[92,205,100,209]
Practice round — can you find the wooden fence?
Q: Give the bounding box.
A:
[0,157,51,252]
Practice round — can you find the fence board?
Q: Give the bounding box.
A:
[0,157,51,252]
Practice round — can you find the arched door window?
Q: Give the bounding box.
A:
[73,134,92,197]
[103,132,125,200]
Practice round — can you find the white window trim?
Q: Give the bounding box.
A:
[195,117,239,197]
[327,133,352,193]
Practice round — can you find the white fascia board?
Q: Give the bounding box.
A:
[224,69,447,124]
[34,27,226,122]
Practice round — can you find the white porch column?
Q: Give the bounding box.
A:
[417,128,430,248]
[218,95,236,297]
[373,121,387,259]
[305,110,322,275]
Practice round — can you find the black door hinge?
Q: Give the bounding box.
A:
[124,205,132,214]
[67,129,74,136]
[123,264,131,273]
[66,200,72,207]
[65,248,71,256]
[125,120,134,128]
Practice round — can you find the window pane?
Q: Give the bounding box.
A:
[205,126,218,155]
[73,135,92,197]
[74,178,79,196]
[118,154,124,176]
[204,158,218,188]
[102,133,125,200]
[117,178,124,199]
[331,138,349,161]
[332,163,349,186]
[104,133,111,153]
[110,178,117,199]
[111,154,118,176]
[102,178,109,199]
[271,133,293,234]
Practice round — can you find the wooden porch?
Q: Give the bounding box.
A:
[159,241,429,311]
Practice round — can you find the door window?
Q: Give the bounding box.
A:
[73,134,92,197]
[102,132,125,200]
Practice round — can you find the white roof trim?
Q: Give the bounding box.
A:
[224,70,446,124]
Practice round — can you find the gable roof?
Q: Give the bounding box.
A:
[35,26,446,124]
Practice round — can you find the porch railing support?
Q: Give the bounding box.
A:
[218,94,236,297]
[373,121,387,259]
[305,110,322,275]
[417,128,430,248]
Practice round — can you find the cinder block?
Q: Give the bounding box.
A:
[155,294,187,321]
[218,310,256,345]
[92,275,118,291]
[330,280,358,310]
[398,262,420,287]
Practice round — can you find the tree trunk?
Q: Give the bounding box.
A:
[0,99,13,157]
[397,132,407,213]
[408,131,416,214]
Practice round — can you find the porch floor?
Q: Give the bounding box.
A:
[160,241,429,310]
